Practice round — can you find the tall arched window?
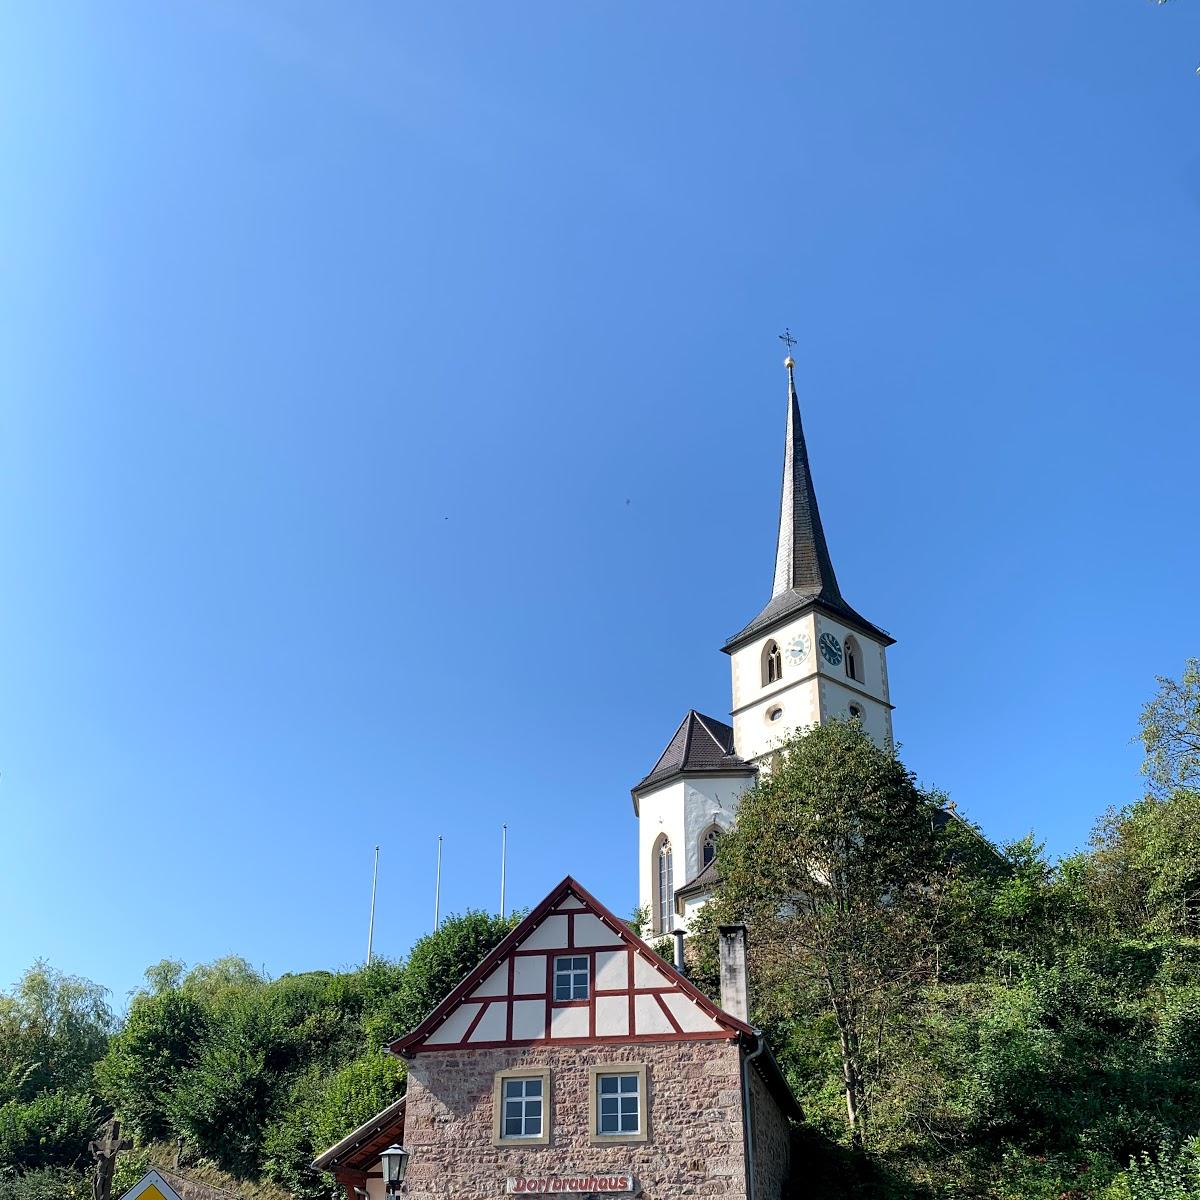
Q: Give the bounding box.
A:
[844,636,862,683]
[653,836,674,934]
[700,825,721,870]
[762,640,782,686]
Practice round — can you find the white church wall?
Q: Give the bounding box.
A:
[637,775,753,929]
[636,779,688,929]
[730,612,822,762]
[681,778,749,882]
[812,613,894,746]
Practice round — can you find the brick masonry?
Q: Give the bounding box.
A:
[404,1040,756,1200]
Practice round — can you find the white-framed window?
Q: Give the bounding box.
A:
[588,1064,647,1142]
[554,955,589,1001]
[492,1068,551,1145]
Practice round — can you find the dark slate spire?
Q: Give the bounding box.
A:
[722,355,893,653]
[771,356,845,604]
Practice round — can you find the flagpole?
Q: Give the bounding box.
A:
[366,845,380,965]
[433,835,443,931]
[500,824,508,918]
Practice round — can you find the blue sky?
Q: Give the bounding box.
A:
[1,2,1197,1006]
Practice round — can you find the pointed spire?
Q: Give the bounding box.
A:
[770,354,845,605]
[721,348,893,653]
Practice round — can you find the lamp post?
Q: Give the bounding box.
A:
[380,1144,409,1194]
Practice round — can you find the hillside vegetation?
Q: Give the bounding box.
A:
[1,662,1198,1199]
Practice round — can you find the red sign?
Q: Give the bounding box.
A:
[507,1176,633,1194]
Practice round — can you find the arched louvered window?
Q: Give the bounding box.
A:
[844,636,862,684]
[700,825,721,870]
[654,836,674,935]
[762,640,782,686]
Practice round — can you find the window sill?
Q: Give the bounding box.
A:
[588,1132,648,1146]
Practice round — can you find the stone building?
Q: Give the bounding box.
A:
[634,355,896,935]
[313,876,800,1200]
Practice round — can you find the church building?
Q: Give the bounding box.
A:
[309,352,885,1200]
[633,353,895,935]
[313,877,800,1200]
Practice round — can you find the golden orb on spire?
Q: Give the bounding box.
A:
[784,355,795,369]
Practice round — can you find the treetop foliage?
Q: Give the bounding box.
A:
[4,663,1200,1199]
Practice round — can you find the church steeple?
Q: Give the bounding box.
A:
[770,354,846,606]
[722,353,892,654]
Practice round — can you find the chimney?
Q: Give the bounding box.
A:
[718,925,749,1023]
[672,929,687,975]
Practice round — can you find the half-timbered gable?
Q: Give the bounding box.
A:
[388,876,747,1056]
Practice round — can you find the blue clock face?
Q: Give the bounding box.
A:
[819,632,843,665]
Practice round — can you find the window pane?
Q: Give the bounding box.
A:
[505,1117,522,1136]
[599,1077,618,1095]
[524,1078,541,1098]
[619,1076,637,1093]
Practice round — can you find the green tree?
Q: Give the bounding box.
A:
[0,1089,100,1173]
[1090,791,1200,936]
[1139,659,1200,799]
[0,964,114,1105]
[95,986,209,1143]
[710,721,949,1147]
[365,911,520,1048]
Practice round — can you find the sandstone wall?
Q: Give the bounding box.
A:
[747,1066,791,1200]
[404,1040,748,1200]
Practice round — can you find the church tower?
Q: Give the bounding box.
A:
[631,349,895,933]
[721,353,894,764]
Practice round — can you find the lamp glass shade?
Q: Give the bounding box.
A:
[381,1144,408,1185]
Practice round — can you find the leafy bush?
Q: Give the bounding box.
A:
[0,1089,100,1172]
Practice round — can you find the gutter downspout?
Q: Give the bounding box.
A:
[740,1030,766,1200]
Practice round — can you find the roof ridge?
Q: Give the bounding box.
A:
[692,711,732,754]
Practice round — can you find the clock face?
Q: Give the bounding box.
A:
[786,633,811,664]
[819,632,843,665]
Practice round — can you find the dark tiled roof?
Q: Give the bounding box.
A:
[631,711,755,797]
[722,367,893,653]
[675,856,721,903]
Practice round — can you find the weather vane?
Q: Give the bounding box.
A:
[778,328,797,355]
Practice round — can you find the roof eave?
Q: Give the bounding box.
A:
[631,763,757,803]
[310,1095,406,1171]
[721,595,895,655]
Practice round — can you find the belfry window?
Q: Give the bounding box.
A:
[701,826,720,870]
[654,836,673,934]
[844,636,862,683]
[763,640,782,686]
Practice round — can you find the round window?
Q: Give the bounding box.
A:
[767,706,783,722]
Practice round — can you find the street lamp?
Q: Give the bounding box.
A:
[380,1144,409,1194]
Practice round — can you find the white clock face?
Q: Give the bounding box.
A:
[786,633,811,664]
